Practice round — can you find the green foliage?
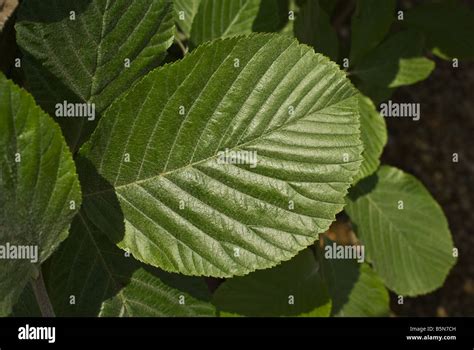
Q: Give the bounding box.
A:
[345,166,457,296]
[16,0,175,151]
[352,30,435,89]
[191,0,288,46]
[354,95,387,183]
[174,0,201,37]
[0,73,81,315]
[79,33,362,277]
[190,0,261,45]
[47,212,215,316]
[2,0,463,318]
[350,0,395,65]
[404,1,474,60]
[294,0,338,61]
[318,239,389,317]
[213,249,331,317]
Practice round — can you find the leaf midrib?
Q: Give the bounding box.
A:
[83,92,358,198]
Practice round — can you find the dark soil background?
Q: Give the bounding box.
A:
[381,0,474,317]
[385,58,474,316]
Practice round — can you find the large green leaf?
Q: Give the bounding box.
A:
[352,30,435,88]
[16,0,175,151]
[317,239,389,317]
[79,33,362,278]
[213,249,331,317]
[0,73,81,316]
[294,0,338,61]
[353,95,387,183]
[405,1,474,60]
[345,166,456,296]
[174,0,201,37]
[47,212,215,317]
[349,0,395,65]
[190,0,261,45]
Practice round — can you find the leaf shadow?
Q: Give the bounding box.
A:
[17,0,92,24]
[348,172,379,202]
[214,249,331,317]
[45,155,214,316]
[317,237,361,316]
[351,30,430,103]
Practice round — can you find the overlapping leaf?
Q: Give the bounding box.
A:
[252,0,289,34]
[0,73,81,316]
[350,0,395,65]
[79,34,362,278]
[213,249,332,317]
[294,0,338,61]
[191,0,261,45]
[353,95,387,183]
[46,212,215,317]
[352,30,435,89]
[345,166,456,296]
[404,1,474,60]
[174,0,201,37]
[16,0,175,151]
[318,239,389,317]
[190,0,287,46]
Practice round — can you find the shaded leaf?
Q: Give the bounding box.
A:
[10,284,41,317]
[350,0,395,65]
[16,0,175,151]
[354,80,394,105]
[318,239,389,317]
[213,249,332,316]
[352,30,435,88]
[405,1,474,60]
[294,0,338,61]
[252,0,289,33]
[0,73,81,315]
[319,0,337,15]
[47,212,216,317]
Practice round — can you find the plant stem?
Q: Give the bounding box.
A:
[333,0,356,31]
[175,37,188,57]
[31,269,55,317]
